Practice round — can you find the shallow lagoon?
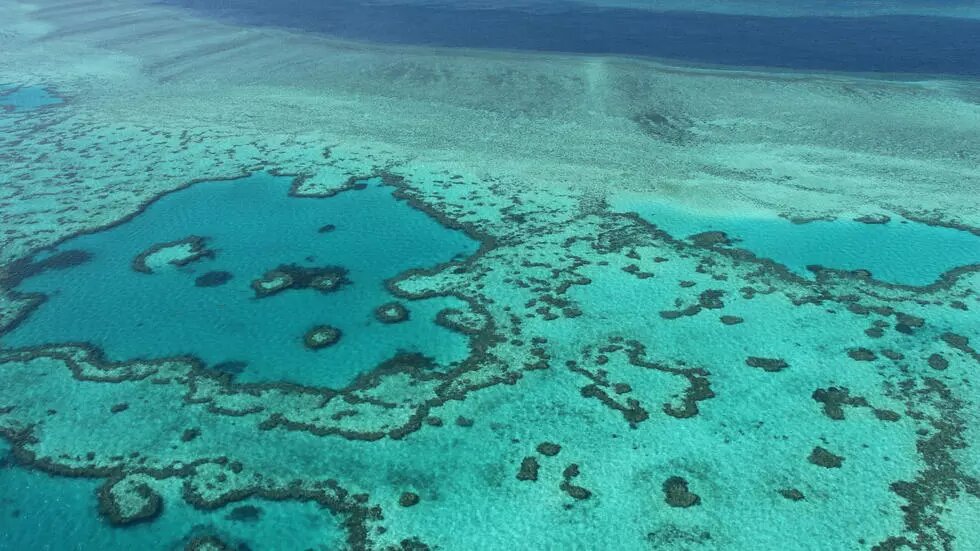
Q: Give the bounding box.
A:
[612,194,980,286]
[4,173,478,388]
[0,85,62,113]
[1,0,979,548]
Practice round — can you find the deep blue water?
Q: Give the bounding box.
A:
[158,0,980,76]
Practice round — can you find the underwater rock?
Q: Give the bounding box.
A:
[517,457,540,481]
[455,416,474,427]
[97,475,163,525]
[132,235,213,274]
[303,325,342,350]
[808,446,844,468]
[399,492,421,507]
[663,476,701,508]
[195,270,233,287]
[745,357,788,372]
[251,264,350,298]
[374,302,409,324]
[536,442,562,457]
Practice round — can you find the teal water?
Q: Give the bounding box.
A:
[0,85,62,112]
[3,173,478,387]
[0,441,346,550]
[612,196,980,286]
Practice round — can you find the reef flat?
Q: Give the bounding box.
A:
[1,0,979,549]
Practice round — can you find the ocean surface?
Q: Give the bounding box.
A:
[1,1,979,550]
[160,0,980,76]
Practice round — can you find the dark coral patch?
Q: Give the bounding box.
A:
[847,348,877,362]
[536,442,561,457]
[688,231,733,248]
[374,302,409,324]
[2,249,92,288]
[745,357,788,372]
[779,488,805,501]
[559,463,592,500]
[927,354,948,371]
[517,457,539,481]
[663,476,700,508]
[808,446,844,468]
[398,492,420,507]
[560,483,592,500]
[251,264,350,298]
[854,214,891,225]
[812,387,899,422]
[812,387,866,420]
[226,505,263,522]
[97,479,163,526]
[697,289,725,309]
[132,235,212,274]
[303,325,342,350]
[195,270,233,287]
[185,535,233,551]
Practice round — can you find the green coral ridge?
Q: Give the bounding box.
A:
[1,0,979,550]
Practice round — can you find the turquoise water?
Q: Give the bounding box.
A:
[3,173,478,387]
[2,0,980,547]
[0,441,346,550]
[612,196,980,286]
[0,85,62,112]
